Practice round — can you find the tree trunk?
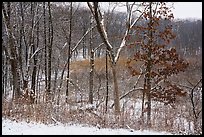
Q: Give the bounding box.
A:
[31,43,37,103]
[141,78,146,128]
[43,2,48,95]
[53,58,59,100]
[31,3,39,103]
[89,16,94,104]
[89,50,94,104]
[146,2,153,128]
[2,43,5,97]
[2,39,10,99]
[47,2,54,101]
[18,2,25,90]
[105,48,109,112]
[82,24,87,59]
[65,2,72,103]
[111,62,120,114]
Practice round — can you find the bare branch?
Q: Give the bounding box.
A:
[30,47,44,59]
[90,2,113,51]
[61,24,96,54]
[93,43,104,52]
[87,2,95,16]
[189,78,202,119]
[111,87,144,108]
[71,25,97,53]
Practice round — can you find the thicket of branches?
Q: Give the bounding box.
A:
[2,2,202,135]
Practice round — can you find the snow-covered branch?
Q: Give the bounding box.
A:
[114,3,146,62]
[71,25,97,53]
[30,47,44,59]
[90,2,113,52]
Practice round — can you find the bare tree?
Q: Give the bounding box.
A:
[89,15,94,104]
[2,2,21,99]
[65,2,72,103]
[43,2,48,97]
[30,2,40,103]
[57,11,96,104]
[46,2,54,101]
[87,2,145,114]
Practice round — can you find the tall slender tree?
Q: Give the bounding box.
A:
[43,2,48,97]
[65,2,72,103]
[30,2,40,103]
[89,15,94,104]
[105,46,109,112]
[47,2,54,100]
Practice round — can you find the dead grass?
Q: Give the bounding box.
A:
[70,56,132,72]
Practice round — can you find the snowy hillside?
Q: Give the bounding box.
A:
[2,118,172,135]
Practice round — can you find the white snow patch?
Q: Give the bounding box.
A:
[2,118,172,135]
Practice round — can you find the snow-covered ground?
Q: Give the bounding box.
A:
[2,118,172,135]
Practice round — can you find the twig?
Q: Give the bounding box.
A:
[111,87,143,108]
[51,117,60,125]
[126,125,134,132]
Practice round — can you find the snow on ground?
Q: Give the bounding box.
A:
[2,118,172,135]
